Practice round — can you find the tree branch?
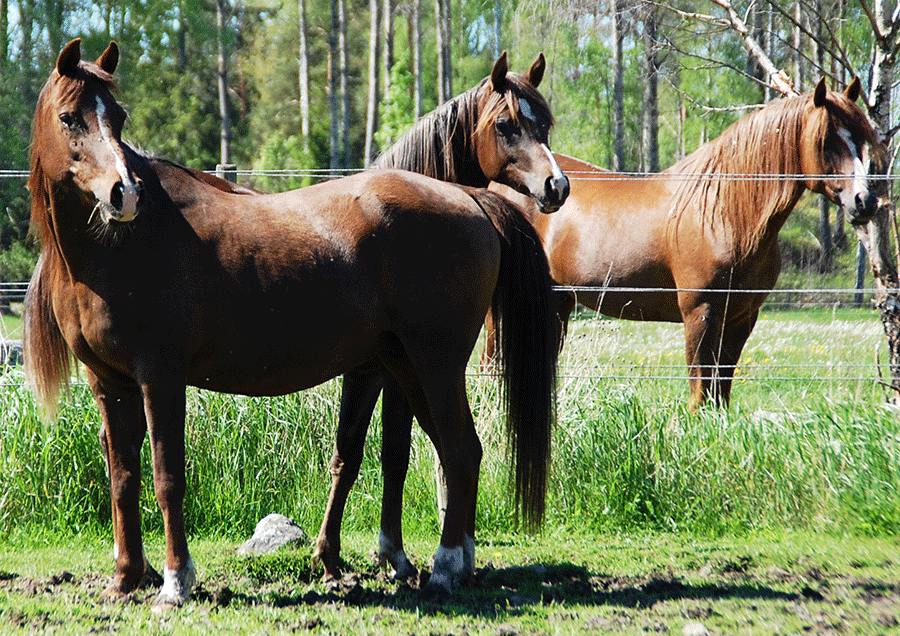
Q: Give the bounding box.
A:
[857,0,887,40]
[706,0,799,97]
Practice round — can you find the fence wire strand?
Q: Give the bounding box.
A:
[0,167,894,390]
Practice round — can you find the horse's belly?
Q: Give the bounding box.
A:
[188,298,379,396]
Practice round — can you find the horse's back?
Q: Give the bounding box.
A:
[153,166,502,394]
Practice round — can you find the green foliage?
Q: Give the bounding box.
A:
[0,240,37,282]
[374,51,416,151]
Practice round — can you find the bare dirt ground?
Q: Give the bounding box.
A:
[2,540,899,635]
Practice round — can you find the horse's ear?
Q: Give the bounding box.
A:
[844,77,862,102]
[490,51,508,90]
[56,39,82,77]
[813,77,827,107]
[96,41,119,75]
[524,52,546,88]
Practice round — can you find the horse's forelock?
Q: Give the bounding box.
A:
[475,73,553,135]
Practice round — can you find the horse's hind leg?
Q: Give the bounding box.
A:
[379,341,481,595]
[89,371,149,601]
[378,373,417,579]
[314,366,383,580]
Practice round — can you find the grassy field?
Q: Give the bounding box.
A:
[1,305,899,632]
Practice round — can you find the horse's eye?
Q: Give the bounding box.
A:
[59,112,77,130]
[496,118,518,139]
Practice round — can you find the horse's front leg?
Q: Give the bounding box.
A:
[140,371,194,609]
[89,371,149,601]
[681,301,725,410]
[314,366,383,580]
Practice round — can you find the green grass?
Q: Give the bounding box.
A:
[0,312,21,340]
[1,306,897,542]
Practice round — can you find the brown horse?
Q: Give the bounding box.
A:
[487,78,885,409]
[24,39,557,607]
[315,53,567,580]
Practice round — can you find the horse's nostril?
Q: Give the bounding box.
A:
[110,182,124,211]
[546,175,569,206]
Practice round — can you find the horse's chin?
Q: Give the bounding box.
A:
[98,201,139,224]
[533,197,561,214]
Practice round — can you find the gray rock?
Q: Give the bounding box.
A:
[682,621,709,636]
[236,513,309,556]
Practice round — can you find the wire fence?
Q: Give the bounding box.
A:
[0,167,894,394]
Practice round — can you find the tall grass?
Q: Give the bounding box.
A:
[1,308,898,544]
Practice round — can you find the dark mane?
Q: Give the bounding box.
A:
[372,72,553,185]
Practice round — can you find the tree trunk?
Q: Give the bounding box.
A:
[383,0,394,96]
[435,0,451,103]
[329,0,340,172]
[298,0,311,152]
[611,0,625,171]
[216,0,232,166]
[1,0,9,63]
[413,0,422,117]
[339,0,350,167]
[641,2,659,173]
[19,0,34,138]
[818,197,833,272]
[364,0,380,165]
[493,0,502,59]
[863,0,900,400]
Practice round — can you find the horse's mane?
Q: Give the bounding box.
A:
[25,60,118,415]
[667,91,879,257]
[372,72,553,185]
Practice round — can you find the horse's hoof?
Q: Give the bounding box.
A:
[100,585,131,603]
[100,574,140,603]
[424,544,466,598]
[389,553,418,581]
[150,598,182,615]
[421,575,453,600]
[140,562,163,588]
[153,561,196,609]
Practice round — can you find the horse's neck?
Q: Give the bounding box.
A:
[668,130,807,256]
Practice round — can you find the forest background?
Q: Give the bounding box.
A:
[0,0,893,284]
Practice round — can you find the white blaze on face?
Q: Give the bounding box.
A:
[542,142,566,186]
[95,95,139,219]
[837,126,869,204]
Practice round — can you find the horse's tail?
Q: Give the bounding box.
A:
[24,253,71,419]
[471,189,557,531]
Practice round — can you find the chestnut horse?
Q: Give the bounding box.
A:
[24,40,557,607]
[315,53,568,580]
[488,78,885,409]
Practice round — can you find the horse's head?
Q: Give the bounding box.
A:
[31,39,144,225]
[800,77,886,225]
[474,52,569,213]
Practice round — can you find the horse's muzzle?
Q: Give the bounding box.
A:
[541,174,569,213]
[849,189,878,226]
[108,178,144,222]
